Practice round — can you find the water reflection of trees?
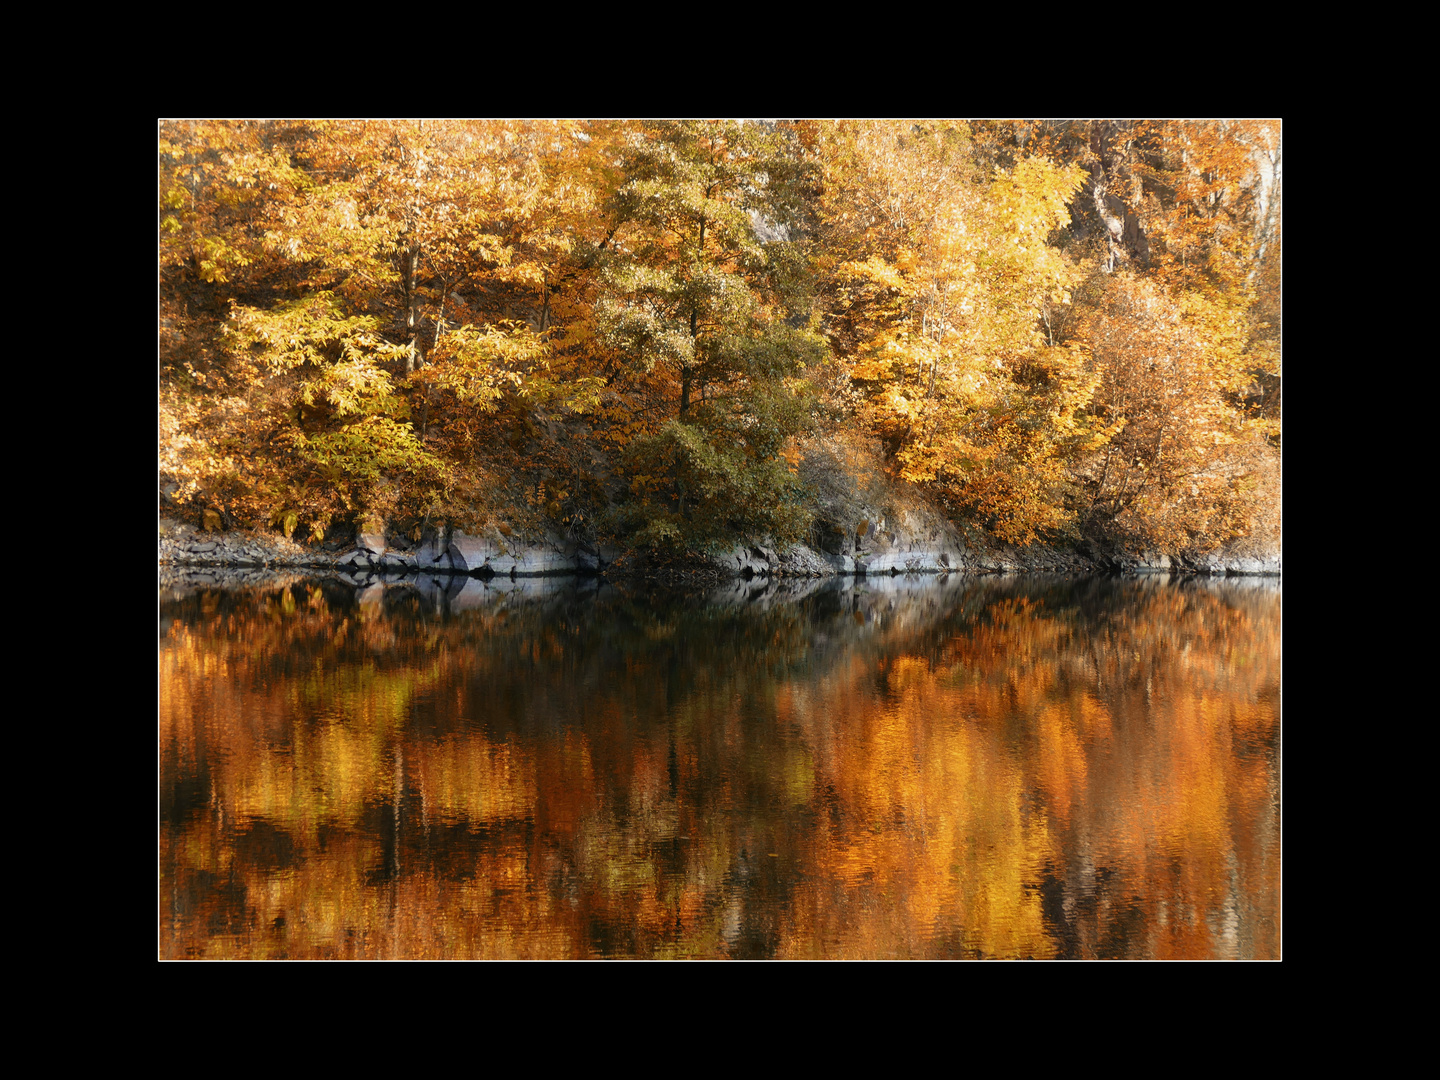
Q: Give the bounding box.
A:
[160,574,1279,959]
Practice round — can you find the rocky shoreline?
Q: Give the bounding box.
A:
[158,514,1279,585]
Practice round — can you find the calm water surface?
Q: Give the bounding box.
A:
[158,572,1280,959]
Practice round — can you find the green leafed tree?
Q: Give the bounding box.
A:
[594,120,827,553]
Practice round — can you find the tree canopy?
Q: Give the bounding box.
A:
[160,119,1281,559]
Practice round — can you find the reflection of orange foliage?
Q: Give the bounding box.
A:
[160,579,1279,959]
[1030,702,1090,828]
[773,652,1057,958]
[412,736,537,825]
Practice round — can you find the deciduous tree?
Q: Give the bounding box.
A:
[594,120,827,552]
[160,119,610,539]
[1073,272,1262,551]
[813,120,1102,544]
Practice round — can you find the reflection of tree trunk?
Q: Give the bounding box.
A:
[390,743,402,958]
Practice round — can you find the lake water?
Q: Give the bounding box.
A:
[158,571,1280,960]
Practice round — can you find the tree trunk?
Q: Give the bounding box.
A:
[405,241,421,374]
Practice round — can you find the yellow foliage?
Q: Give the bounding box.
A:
[816,121,1095,543]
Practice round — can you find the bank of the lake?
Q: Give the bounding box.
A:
[158,513,1279,587]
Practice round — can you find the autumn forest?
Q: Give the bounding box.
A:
[158,120,1282,562]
